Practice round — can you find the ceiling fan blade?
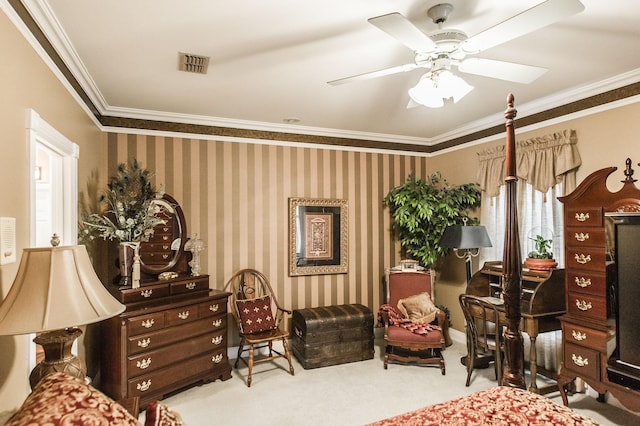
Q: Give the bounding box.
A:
[328,63,421,86]
[368,12,437,52]
[461,0,585,54]
[458,58,547,84]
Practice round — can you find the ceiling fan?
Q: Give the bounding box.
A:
[328,0,585,108]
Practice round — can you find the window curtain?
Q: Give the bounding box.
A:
[476,129,581,267]
[476,129,581,199]
[476,129,581,371]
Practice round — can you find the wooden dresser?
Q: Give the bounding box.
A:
[557,162,640,411]
[100,274,232,409]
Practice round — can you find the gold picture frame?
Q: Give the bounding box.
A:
[289,197,348,276]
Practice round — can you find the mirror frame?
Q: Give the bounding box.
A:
[139,193,187,275]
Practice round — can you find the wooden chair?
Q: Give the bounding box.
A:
[458,294,503,386]
[226,269,295,387]
[380,269,446,374]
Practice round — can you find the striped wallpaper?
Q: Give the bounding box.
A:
[105,132,429,315]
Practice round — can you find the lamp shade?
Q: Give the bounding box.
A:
[440,225,492,250]
[0,245,125,335]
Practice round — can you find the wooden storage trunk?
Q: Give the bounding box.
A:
[290,304,374,369]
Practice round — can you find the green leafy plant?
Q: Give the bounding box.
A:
[383,172,482,268]
[80,160,167,243]
[527,234,553,259]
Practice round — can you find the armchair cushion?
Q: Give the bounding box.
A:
[236,295,277,334]
[397,292,438,324]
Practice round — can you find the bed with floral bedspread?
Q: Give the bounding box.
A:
[366,386,598,426]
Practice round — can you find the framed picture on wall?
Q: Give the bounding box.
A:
[289,197,348,276]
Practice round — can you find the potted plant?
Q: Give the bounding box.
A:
[524,234,557,271]
[383,172,482,269]
[80,160,167,286]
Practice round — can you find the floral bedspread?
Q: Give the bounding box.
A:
[366,386,599,426]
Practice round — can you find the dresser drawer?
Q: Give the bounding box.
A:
[170,276,209,295]
[199,298,227,317]
[127,315,226,355]
[564,342,600,380]
[127,348,228,397]
[562,322,608,351]
[128,330,226,377]
[565,227,605,249]
[567,291,607,322]
[165,304,200,326]
[566,247,607,272]
[565,207,604,227]
[117,282,171,304]
[127,311,166,336]
[565,270,606,296]
[566,207,603,227]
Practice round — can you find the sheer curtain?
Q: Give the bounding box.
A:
[476,129,581,371]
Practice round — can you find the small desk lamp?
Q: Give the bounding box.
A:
[0,245,125,389]
[440,218,492,283]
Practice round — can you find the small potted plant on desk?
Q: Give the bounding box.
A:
[524,234,557,272]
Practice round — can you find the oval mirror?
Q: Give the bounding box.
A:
[139,193,187,275]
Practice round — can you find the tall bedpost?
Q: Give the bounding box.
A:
[501,93,526,389]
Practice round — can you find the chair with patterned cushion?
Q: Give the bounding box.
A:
[380,268,445,374]
[226,268,295,387]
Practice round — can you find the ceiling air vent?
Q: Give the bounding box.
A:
[178,52,210,74]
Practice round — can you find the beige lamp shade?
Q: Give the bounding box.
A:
[0,245,125,335]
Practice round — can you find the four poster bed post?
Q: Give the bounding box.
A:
[501,93,526,388]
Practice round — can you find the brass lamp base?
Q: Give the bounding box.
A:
[29,328,86,389]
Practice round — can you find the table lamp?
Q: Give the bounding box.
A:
[0,245,125,389]
[440,218,492,283]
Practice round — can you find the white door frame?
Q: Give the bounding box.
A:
[27,109,79,247]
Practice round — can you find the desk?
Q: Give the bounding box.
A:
[467,262,565,393]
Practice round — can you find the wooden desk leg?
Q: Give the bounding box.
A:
[527,326,539,393]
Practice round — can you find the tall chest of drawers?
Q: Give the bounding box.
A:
[100,274,232,409]
[557,164,640,411]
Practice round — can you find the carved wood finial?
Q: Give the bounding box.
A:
[623,158,637,183]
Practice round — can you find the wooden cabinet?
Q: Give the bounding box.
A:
[557,164,640,411]
[100,275,231,410]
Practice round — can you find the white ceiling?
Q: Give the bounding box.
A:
[18,0,640,150]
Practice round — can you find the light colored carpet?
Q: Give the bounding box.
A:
[140,331,639,425]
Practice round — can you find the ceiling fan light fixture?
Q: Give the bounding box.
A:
[408,71,473,108]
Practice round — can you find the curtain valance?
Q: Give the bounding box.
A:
[476,129,581,197]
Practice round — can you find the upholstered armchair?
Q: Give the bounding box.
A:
[380,269,446,374]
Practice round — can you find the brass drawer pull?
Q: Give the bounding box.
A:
[162,254,169,259]
[137,338,151,348]
[136,380,152,392]
[571,354,589,367]
[574,277,591,288]
[162,235,170,241]
[212,336,223,345]
[212,319,223,327]
[178,311,190,320]
[575,212,590,222]
[576,213,589,222]
[141,289,153,298]
[574,254,591,264]
[571,330,587,341]
[212,354,224,364]
[575,299,592,311]
[141,319,155,329]
[186,282,196,290]
[574,232,589,242]
[136,358,152,370]
[209,304,219,312]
